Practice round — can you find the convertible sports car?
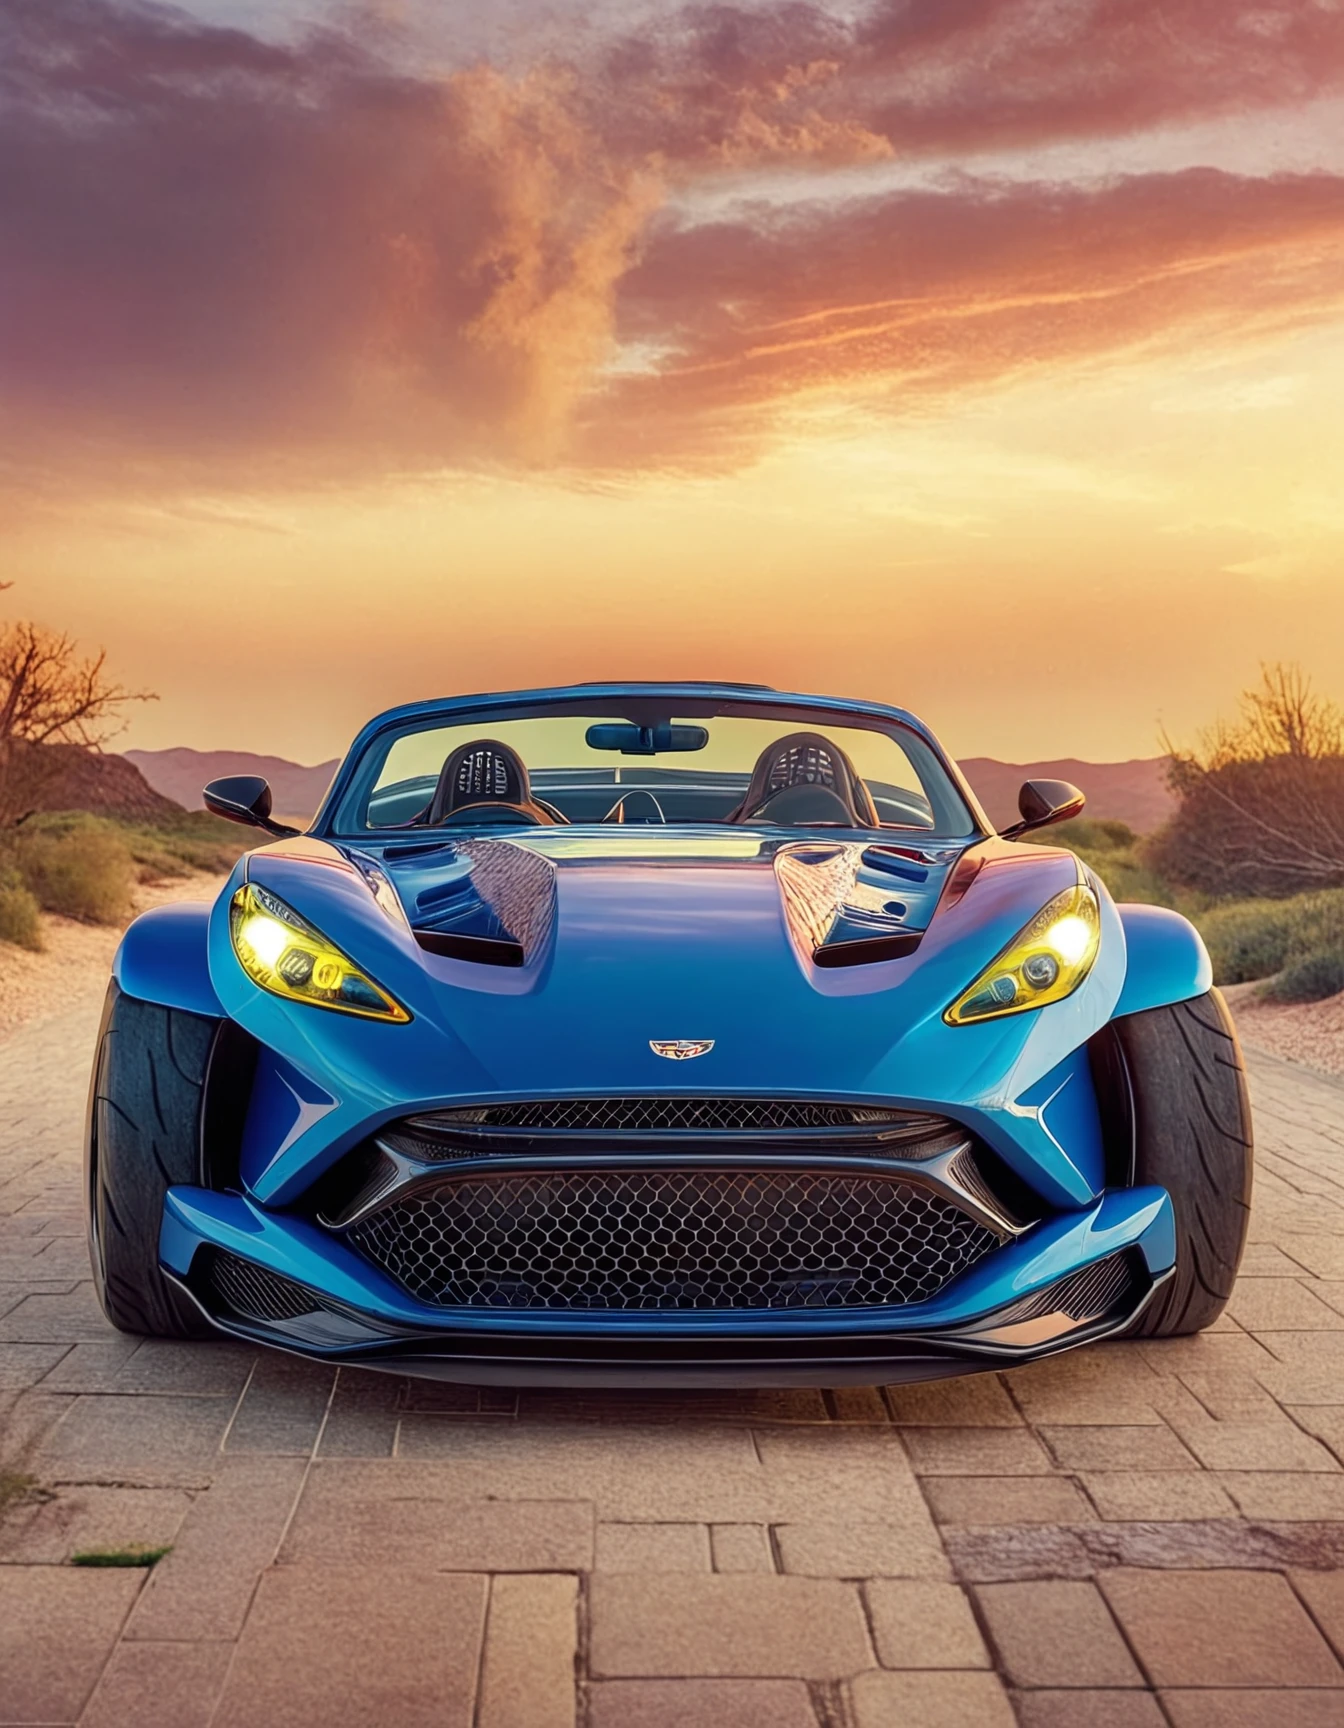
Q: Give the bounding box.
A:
[86,683,1253,1386]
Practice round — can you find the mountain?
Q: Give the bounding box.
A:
[959,757,1173,833]
[124,746,1175,833]
[124,749,339,819]
[27,745,185,821]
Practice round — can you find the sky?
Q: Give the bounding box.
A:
[4,0,1344,766]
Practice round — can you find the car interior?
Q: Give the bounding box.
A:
[374,729,927,831]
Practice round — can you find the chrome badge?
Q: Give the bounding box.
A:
[649,1039,715,1060]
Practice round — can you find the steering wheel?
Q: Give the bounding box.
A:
[601,790,667,825]
[434,802,545,827]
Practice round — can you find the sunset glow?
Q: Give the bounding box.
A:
[6,0,1344,763]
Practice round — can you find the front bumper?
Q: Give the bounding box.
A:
[160,1181,1175,1386]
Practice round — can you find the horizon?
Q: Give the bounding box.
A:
[7,0,1344,763]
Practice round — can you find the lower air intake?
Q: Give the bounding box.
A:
[347,1167,998,1311]
[207,1251,324,1323]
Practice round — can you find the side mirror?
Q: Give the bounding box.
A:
[1001,778,1085,838]
[203,775,299,837]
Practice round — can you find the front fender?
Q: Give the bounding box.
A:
[114,902,223,1019]
[1113,904,1211,1019]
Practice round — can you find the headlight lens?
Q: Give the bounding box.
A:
[945,883,1100,1025]
[229,883,410,1022]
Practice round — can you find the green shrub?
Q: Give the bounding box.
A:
[13,823,134,924]
[1262,953,1344,1003]
[0,867,43,950]
[1199,899,1298,984]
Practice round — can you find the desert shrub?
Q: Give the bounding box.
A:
[1263,953,1344,1003]
[13,821,134,924]
[0,866,43,950]
[1199,900,1298,984]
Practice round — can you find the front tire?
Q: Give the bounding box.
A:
[1113,989,1253,1337]
[86,984,218,1338]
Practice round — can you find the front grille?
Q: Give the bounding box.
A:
[347,1167,998,1311]
[411,1098,952,1137]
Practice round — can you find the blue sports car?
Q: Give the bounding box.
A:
[86,683,1252,1386]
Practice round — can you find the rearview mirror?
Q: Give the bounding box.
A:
[203,775,299,837]
[1001,778,1086,838]
[585,723,709,755]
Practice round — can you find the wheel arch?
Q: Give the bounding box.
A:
[1111,903,1212,1020]
[114,901,223,1019]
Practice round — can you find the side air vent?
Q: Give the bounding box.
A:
[414,929,524,967]
[207,1251,324,1322]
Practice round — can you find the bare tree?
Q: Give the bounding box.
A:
[0,616,155,826]
[1149,664,1344,897]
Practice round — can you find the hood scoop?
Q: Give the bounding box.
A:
[776,841,956,968]
[384,838,557,968]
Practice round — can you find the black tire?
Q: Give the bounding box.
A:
[1113,988,1253,1337]
[85,983,218,1338]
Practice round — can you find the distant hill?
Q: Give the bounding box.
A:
[124,749,339,819]
[29,744,184,822]
[960,757,1173,834]
[123,746,1175,833]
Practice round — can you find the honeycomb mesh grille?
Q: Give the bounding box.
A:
[413,1099,947,1136]
[347,1168,998,1311]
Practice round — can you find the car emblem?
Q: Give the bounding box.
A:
[649,1039,715,1060]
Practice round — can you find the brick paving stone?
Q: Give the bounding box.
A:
[586,1679,820,1727]
[126,1456,307,1642]
[80,1639,234,1728]
[0,1482,191,1563]
[0,1566,143,1723]
[774,1516,952,1579]
[34,1337,140,1391]
[975,1580,1143,1688]
[1004,1360,1166,1427]
[1227,1279,1344,1331]
[1290,1571,1344,1670]
[282,1463,594,1571]
[0,1283,117,1342]
[1099,1568,1344,1687]
[1159,1694,1344,1728]
[314,1367,401,1457]
[1217,1471,1344,1519]
[224,1352,335,1454]
[1287,1406,1344,1465]
[884,1374,1022,1427]
[477,1573,577,1728]
[0,1340,69,1388]
[1014,1692,1166,1728]
[588,1574,873,1679]
[1040,1424,1200,1472]
[921,1475,1096,1527]
[710,1523,775,1573]
[899,1426,1056,1475]
[217,1565,487,1727]
[111,1337,258,1397]
[864,1580,989,1669]
[1279,1236,1344,1279]
[828,1385,889,1422]
[595,1522,711,1572]
[1080,1470,1239,1522]
[33,1391,236,1477]
[849,1668,1016,1727]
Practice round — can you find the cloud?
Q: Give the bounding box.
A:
[2,0,1344,491]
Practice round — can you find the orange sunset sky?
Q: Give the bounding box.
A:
[5,0,1344,767]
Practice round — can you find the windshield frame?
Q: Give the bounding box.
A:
[315,685,988,841]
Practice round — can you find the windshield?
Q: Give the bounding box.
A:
[331,705,976,836]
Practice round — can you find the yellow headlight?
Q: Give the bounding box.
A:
[228,883,410,1023]
[945,882,1100,1026]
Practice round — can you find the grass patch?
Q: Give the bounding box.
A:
[1025,819,1204,916]
[0,1471,49,1516]
[9,820,134,924]
[71,1544,172,1568]
[0,865,43,950]
[1261,952,1344,1004]
[1199,889,1344,988]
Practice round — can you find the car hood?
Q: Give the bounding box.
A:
[209,827,1121,1123]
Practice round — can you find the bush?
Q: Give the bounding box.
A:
[0,866,43,950]
[13,822,134,924]
[1262,953,1344,1003]
[1199,900,1298,984]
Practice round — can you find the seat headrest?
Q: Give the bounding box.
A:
[731,730,879,827]
[429,739,533,825]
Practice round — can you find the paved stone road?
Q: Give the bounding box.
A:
[3,998,1344,1728]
